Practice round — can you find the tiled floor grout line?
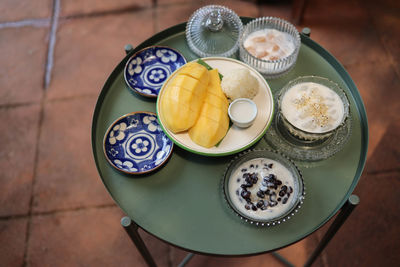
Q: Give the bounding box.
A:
[1,203,117,221]
[0,18,50,29]
[22,93,46,267]
[22,1,60,265]
[0,93,99,109]
[60,5,150,20]
[44,0,60,89]
[366,168,400,175]
[33,202,118,216]
[43,93,100,103]
[0,101,41,109]
[0,5,154,30]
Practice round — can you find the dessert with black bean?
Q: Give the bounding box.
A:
[227,158,297,221]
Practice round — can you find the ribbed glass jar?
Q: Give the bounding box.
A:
[239,17,301,79]
[186,5,243,58]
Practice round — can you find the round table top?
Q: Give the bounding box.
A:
[91,19,368,256]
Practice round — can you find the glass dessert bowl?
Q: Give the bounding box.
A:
[278,76,350,141]
[223,149,305,226]
[186,5,243,58]
[239,17,301,79]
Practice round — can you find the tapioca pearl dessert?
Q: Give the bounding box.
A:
[243,29,296,61]
[228,158,297,221]
[281,82,346,133]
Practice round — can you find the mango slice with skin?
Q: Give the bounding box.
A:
[188,69,229,148]
[160,62,209,133]
[167,86,204,113]
[204,93,229,111]
[176,62,210,85]
[169,75,207,97]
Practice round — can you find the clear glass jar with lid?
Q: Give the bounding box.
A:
[186,5,243,58]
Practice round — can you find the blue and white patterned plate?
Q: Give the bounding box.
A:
[124,46,186,98]
[103,112,174,174]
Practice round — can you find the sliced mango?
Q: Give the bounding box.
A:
[167,86,203,112]
[204,93,229,110]
[207,69,226,98]
[176,62,210,85]
[160,63,229,147]
[169,75,207,97]
[198,102,225,122]
[160,98,197,133]
[188,69,229,148]
[159,62,209,133]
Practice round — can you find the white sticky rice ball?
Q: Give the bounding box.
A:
[221,68,259,101]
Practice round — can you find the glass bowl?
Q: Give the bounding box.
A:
[222,149,305,226]
[278,76,350,141]
[186,5,243,58]
[239,17,301,79]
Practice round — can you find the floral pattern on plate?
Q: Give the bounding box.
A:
[124,46,186,97]
[103,112,173,174]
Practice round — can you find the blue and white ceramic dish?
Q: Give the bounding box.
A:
[124,46,187,97]
[103,112,174,174]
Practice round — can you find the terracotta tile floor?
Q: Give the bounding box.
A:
[1,0,399,266]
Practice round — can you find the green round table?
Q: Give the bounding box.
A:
[92,19,368,263]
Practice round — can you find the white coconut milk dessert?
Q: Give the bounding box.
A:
[243,28,296,61]
[227,157,300,222]
[279,77,349,140]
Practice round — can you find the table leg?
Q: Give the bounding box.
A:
[121,217,157,267]
[178,253,194,267]
[304,195,360,267]
[272,251,295,267]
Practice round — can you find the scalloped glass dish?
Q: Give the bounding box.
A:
[264,96,352,163]
[239,17,300,79]
[278,76,350,141]
[223,149,305,226]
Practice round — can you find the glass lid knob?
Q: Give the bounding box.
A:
[186,5,243,58]
[206,10,223,32]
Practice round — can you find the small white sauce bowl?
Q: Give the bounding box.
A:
[228,98,258,128]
